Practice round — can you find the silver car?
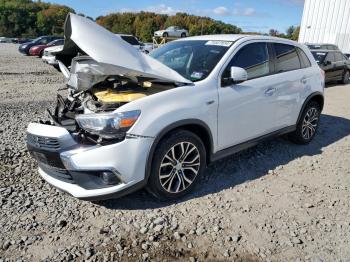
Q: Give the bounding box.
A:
[154,26,188,38]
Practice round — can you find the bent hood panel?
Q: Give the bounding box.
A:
[58,13,192,84]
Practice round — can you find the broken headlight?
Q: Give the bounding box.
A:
[75,110,140,139]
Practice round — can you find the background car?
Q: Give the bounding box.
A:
[154,26,188,38]
[118,34,153,53]
[11,38,33,44]
[18,36,61,55]
[344,53,350,59]
[29,39,64,57]
[0,37,13,43]
[311,49,350,84]
[306,43,339,50]
[42,44,64,69]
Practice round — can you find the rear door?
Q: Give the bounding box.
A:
[271,43,306,127]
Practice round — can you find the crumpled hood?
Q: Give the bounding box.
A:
[57,13,192,84]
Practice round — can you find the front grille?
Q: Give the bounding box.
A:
[27,134,61,150]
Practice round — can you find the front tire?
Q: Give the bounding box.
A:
[163,32,169,38]
[181,32,186,38]
[147,129,206,200]
[289,101,321,144]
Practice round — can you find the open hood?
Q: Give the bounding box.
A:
[57,13,192,84]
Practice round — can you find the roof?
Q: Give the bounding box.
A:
[309,49,339,53]
[180,34,300,45]
[306,43,338,46]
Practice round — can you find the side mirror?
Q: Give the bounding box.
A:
[222,67,248,87]
[324,60,332,66]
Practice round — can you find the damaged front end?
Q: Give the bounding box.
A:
[47,56,178,144]
[39,13,191,145]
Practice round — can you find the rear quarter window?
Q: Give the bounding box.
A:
[274,43,301,72]
[297,48,312,68]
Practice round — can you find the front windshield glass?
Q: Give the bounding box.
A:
[311,51,327,63]
[32,37,43,43]
[121,36,140,46]
[308,44,322,49]
[150,40,232,81]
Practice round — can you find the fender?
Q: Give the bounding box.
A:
[296,91,324,124]
[144,119,214,182]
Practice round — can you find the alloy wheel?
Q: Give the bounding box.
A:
[302,107,319,140]
[159,142,200,193]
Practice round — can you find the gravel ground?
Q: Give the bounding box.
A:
[1,43,350,262]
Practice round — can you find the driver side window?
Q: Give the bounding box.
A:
[224,42,270,80]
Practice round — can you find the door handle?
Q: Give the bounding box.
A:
[264,87,276,96]
[301,77,307,84]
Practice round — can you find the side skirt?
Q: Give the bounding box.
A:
[210,125,296,162]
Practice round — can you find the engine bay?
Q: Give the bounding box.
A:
[45,71,176,144]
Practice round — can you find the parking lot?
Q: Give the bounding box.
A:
[1,43,350,261]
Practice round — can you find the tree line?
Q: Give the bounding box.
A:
[96,12,242,42]
[0,0,75,38]
[0,0,300,42]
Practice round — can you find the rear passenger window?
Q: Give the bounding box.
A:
[227,42,270,80]
[297,48,312,68]
[326,52,335,63]
[335,52,345,61]
[274,43,301,72]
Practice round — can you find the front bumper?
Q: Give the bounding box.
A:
[27,123,154,200]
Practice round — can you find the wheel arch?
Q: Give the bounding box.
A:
[297,92,324,124]
[144,119,214,182]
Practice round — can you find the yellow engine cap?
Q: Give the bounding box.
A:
[94,89,147,103]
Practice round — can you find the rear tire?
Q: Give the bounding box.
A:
[342,70,350,84]
[181,32,186,38]
[147,129,206,200]
[289,101,321,144]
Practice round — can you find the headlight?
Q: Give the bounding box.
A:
[22,45,27,49]
[76,110,141,139]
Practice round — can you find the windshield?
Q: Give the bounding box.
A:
[307,44,322,50]
[150,40,232,81]
[120,36,140,46]
[32,37,44,43]
[311,51,327,63]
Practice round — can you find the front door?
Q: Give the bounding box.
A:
[217,42,279,150]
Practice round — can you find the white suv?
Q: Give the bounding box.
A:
[27,14,324,201]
